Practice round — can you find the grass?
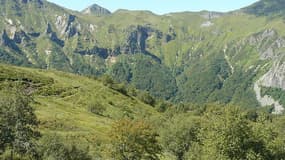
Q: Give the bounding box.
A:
[0,64,159,156]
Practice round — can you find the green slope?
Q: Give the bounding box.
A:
[0,0,285,111]
[0,63,159,157]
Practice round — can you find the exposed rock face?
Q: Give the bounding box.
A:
[122,25,153,54]
[55,14,79,38]
[201,12,223,20]
[254,80,284,114]
[46,23,64,47]
[248,29,285,60]
[65,15,78,38]
[261,61,285,90]
[74,25,162,58]
[251,29,285,114]
[254,62,285,114]
[55,14,68,35]
[82,4,111,16]
[0,30,20,51]
[76,46,109,59]
[13,30,30,44]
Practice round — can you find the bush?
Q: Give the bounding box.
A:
[111,83,128,95]
[0,86,40,159]
[100,75,114,87]
[87,102,106,116]
[110,119,162,160]
[138,91,156,106]
[40,135,92,160]
[155,101,172,112]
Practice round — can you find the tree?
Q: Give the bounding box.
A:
[0,86,40,159]
[195,106,285,160]
[201,106,253,160]
[110,62,132,83]
[110,119,162,160]
[160,114,200,160]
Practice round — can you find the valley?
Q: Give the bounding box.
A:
[1,0,285,159]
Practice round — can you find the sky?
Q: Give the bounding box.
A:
[47,0,260,15]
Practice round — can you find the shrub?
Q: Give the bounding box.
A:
[138,91,155,106]
[87,102,106,116]
[110,119,162,160]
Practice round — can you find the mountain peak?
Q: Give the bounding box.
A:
[81,4,111,16]
[243,0,285,16]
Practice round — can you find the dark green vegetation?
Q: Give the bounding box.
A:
[0,0,285,107]
[0,65,285,160]
[1,0,285,159]
[243,0,285,16]
[0,85,40,159]
[0,64,159,159]
[110,119,162,160]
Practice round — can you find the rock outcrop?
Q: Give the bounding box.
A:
[46,23,64,47]
[81,4,111,16]
[248,29,285,60]
[55,14,79,38]
[121,25,154,54]
[251,29,285,114]
[261,61,285,90]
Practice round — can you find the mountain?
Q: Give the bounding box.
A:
[0,0,285,113]
[243,0,285,16]
[81,4,111,16]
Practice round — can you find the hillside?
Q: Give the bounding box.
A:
[0,64,159,158]
[1,64,285,160]
[243,0,285,16]
[2,0,285,159]
[0,0,285,113]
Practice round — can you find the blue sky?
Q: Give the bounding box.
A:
[47,0,259,15]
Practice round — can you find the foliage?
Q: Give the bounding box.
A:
[244,0,285,16]
[110,55,178,100]
[110,61,132,83]
[160,114,200,160]
[176,54,231,103]
[138,91,156,106]
[0,0,283,107]
[87,101,106,116]
[188,106,285,160]
[209,67,259,108]
[0,64,158,159]
[110,119,162,160]
[155,100,172,113]
[40,135,92,160]
[100,74,115,87]
[1,64,285,160]
[0,85,40,159]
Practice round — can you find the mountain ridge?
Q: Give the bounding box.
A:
[242,0,285,16]
[0,0,285,113]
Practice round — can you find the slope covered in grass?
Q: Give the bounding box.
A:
[0,64,159,157]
